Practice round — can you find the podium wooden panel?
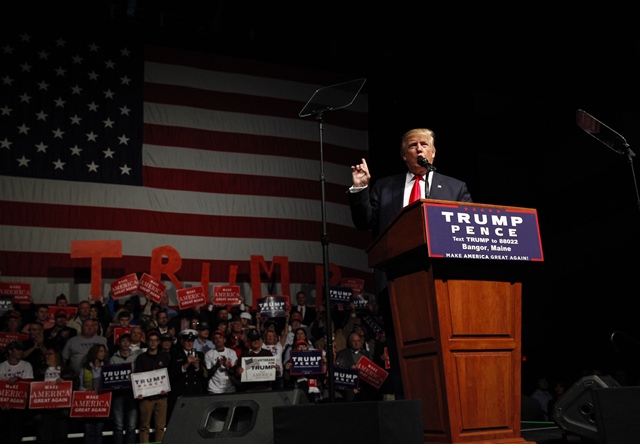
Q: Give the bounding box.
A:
[366,199,536,444]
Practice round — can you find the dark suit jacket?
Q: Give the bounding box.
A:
[348,171,472,294]
[293,305,316,326]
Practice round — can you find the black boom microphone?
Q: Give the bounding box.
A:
[417,157,436,172]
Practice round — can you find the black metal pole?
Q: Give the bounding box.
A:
[316,111,335,402]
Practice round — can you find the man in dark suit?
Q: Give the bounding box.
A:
[348,127,472,398]
[293,291,316,326]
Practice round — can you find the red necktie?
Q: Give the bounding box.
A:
[409,175,422,203]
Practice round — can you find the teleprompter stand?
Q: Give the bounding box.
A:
[299,78,366,402]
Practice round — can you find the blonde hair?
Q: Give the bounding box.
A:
[400,128,436,155]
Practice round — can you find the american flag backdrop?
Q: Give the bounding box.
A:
[0,25,372,306]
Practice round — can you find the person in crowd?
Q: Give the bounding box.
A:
[159,332,176,353]
[293,291,317,326]
[55,294,69,307]
[194,321,214,354]
[2,310,23,335]
[133,330,170,444]
[62,318,109,378]
[128,325,147,353]
[262,329,284,389]
[530,376,554,421]
[282,327,315,365]
[168,329,208,416]
[78,344,108,444]
[32,346,77,444]
[282,311,311,350]
[335,331,376,402]
[239,311,253,332]
[21,304,54,333]
[235,328,278,392]
[108,333,142,444]
[226,315,248,358]
[204,329,239,394]
[107,310,133,355]
[348,127,472,399]
[283,338,326,403]
[211,307,230,331]
[21,320,48,370]
[0,341,35,444]
[89,302,110,337]
[44,308,76,352]
[67,300,93,335]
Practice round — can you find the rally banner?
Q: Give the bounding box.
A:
[176,285,207,310]
[0,380,30,409]
[112,327,132,345]
[70,391,112,418]
[212,285,242,306]
[0,282,30,304]
[240,356,276,382]
[131,368,171,398]
[29,381,73,409]
[329,286,353,307]
[355,355,388,390]
[333,367,359,390]
[290,349,324,376]
[341,277,364,296]
[101,363,133,391]
[0,331,29,350]
[138,273,165,304]
[110,273,140,299]
[257,296,287,318]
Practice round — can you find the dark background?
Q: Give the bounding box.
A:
[12,1,640,391]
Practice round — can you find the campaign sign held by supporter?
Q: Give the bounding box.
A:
[0,380,30,409]
[110,273,140,299]
[355,355,388,389]
[240,356,276,382]
[341,277,364,296]
[329,286,353,307]
[29,381,73,409]
[212,285,242,306]
[138,273,165,303]
[70,391,112,418]
[176,285,207,310]
[131,368,171,398]
[0,282,31,304]
[0,296,12,316]
[257,296,287,318]
[290,349,323,376]
[0,332,29,350]
[101,363,133,391]
[333,367,359,391]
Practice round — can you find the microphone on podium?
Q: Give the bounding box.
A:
[418,156,436,172]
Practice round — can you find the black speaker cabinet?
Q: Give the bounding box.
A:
[163,389,308,444]
[552,375,620,442]
[273,399,424,444]
[592,386,640,444]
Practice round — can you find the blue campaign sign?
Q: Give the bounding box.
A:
[424,202,543,261]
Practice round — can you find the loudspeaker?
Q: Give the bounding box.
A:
[592,386,640,444]
[163,389,308,444]
[552,375,620,442]
[273,399,424,444]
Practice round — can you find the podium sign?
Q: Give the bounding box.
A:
[424,201,543,261]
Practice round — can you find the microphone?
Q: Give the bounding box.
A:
[417,157,436,172]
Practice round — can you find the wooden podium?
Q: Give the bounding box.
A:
[366,199,542,444]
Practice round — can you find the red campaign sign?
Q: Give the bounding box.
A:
[341,277,365,295]
[138,273,165,304]
[47,305,77,321]
[113,327,132,344]
[29,381,73,409]
[177,285,207,310]
[70,391,112,418]
[0,380,30,409]
[0,331,29,350]
[110,273,140,299]
[212,285,242,306]
[355,355,389,390]
[0,282,31,303]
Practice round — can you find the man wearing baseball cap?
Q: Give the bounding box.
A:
[44,309,76,352]
[204,330,238,394]
[168,329,208,415]
[235,328,279,392]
